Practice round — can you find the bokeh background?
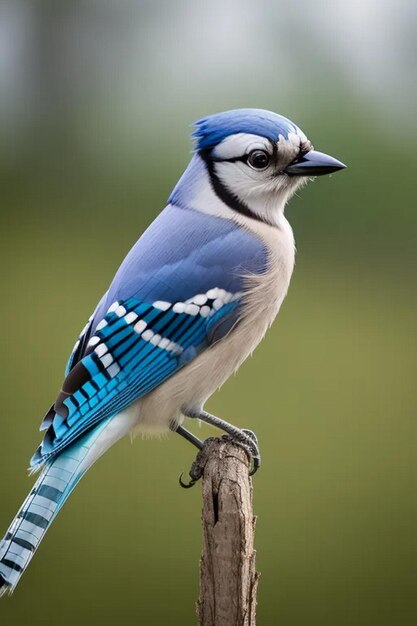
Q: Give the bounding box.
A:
[0,1,416,625]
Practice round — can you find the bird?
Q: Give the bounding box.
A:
[0,108,345,595]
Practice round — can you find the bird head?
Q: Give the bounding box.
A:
[192,108,346,225]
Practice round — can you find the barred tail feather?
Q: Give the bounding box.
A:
[0,409,136,596]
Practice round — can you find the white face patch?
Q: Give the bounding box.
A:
[210,130,310,226]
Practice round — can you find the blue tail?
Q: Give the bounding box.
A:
[0,414,129,596]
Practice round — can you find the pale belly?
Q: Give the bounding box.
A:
[130,216,295,435]
[134,312,273,434]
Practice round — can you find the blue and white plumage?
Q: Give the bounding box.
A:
[0,108,345,595]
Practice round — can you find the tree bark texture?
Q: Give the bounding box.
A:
[195,437,259,626]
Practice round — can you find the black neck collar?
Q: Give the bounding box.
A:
[199,149,269,225]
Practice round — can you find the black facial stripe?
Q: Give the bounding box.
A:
[199,149,270,225]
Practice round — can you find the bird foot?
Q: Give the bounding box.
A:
[240,429,261,476]
[179,437,218,488]
[179,431,261,489]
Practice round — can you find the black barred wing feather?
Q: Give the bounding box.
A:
[31,292,240,467]
[63,293,108,378]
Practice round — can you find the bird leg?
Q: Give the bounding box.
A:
[174,409,261,488]
[174,424,204,451]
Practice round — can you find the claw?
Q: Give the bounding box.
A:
[178,472,198,489]
[249,456,261,476]
[242,431,260,476]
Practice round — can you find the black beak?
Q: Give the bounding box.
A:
[285,150,346,176]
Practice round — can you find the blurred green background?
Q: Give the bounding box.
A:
[0,2,416,625]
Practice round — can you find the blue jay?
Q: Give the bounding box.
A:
[0,108,345,595]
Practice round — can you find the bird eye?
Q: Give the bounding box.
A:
[247,149,270,170]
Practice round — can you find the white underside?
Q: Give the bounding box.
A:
[132,206,295,435]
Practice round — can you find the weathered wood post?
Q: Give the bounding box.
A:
[190,437,260,625]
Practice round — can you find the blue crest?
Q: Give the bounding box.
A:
[193,108,300,151]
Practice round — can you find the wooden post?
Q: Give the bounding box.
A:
[191,437,260,626]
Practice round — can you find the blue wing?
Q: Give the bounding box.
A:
[32,293,240,466]
[32,202,267,468]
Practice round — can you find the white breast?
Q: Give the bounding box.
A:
[135,212,295,435]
